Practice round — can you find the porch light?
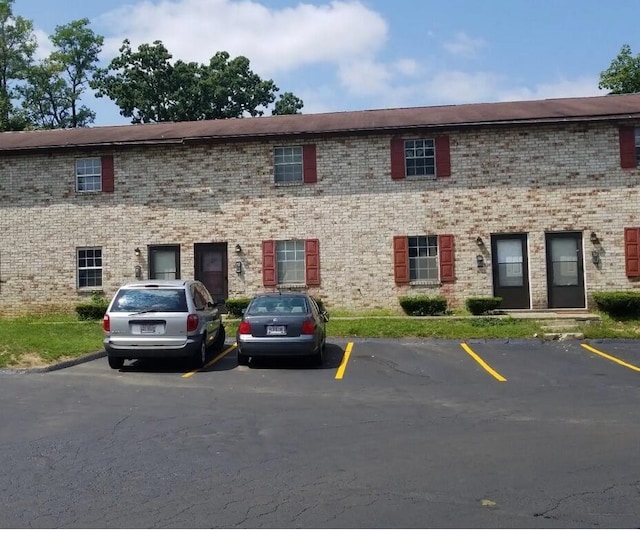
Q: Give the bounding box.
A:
[235,244,242,253]
[134,247,141,256]
[476,236,484,247]
[590,232,599,244]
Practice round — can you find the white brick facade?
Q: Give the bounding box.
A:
[1,102,640,315]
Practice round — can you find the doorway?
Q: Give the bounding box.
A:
[545,232,585,308]
[491,233,530,309]
[194,243,228,308]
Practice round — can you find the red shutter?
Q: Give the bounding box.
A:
[390,138,405,180]
[393,236,410,283]
[303,144,317,184]
[624,228,640,277]
[305,238,320,285]
[619,126,637,169]
[101,155,114,192]
[262,240,277,286]
[439,234,455,282]
[435,135,451,177]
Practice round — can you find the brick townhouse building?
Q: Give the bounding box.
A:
[1,93,640,315]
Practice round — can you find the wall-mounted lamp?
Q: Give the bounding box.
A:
[590,231,599,245]
[235,260,243,274]
[591,250,600,265]
[234,244,242,254]
[476,254,485,269]
[134,247,141,257]
[476,236,484,247]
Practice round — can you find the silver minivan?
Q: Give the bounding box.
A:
[103,280,225,370]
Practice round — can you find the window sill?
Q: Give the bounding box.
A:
[77,287,104,293]
[277,283,307,290]
[409,281,441,287]
[273,181,304,187]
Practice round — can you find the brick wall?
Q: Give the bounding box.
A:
[1,121,639,315]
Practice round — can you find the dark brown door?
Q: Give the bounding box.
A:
[546,232,585,308]
[491,234,530,309]
[194,243,228,307]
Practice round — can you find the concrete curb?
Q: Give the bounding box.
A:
[0,350,106,375]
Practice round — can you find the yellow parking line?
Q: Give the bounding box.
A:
[182,342,237,378]
[460,343,507,382]
[581,343,640,372]
[335,342,354,380]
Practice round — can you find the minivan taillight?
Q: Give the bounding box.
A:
[238,320,252,335]
[301,320,315,335]
[103,314,110,333]
[187,314,199,332]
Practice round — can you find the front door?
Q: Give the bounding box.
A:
[491,234,530,309]
[194,243,228,308]
[546,232,585,308]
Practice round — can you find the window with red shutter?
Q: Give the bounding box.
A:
[262,240,277,286]
[624,228,640,277]
[393,236,410,283]
[619,126,638,169]
[438,234,455,282]
[305,239,320,285]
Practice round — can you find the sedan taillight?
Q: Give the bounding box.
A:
[301,320,315,335]
[103,314,110,333]
[238,320,252,335]
[187,314,199,332]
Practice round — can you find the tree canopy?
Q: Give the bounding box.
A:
[0,2,304,130]
[599,44,640,94]
[91,39,302,124]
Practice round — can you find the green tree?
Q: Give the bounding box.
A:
[20,19,103,128]
[599,44,640,94]
[91,40,298,123]
[272,91,304,115]
[0,0,36,131]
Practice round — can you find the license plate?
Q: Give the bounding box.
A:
[266,325,286,335]
[140,324,156,334]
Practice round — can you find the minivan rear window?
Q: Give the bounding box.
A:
[111,289,188,312]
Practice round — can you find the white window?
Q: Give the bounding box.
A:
[274,146,303,184]
[405,139,435,177]
[409,236,439,282]
[78,248,102,289]
[76,158,102,192]
[276,240,305,284]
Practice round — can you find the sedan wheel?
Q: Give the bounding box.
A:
[237,352,250,366]
[108,356,124,370]
[313,344,323,367]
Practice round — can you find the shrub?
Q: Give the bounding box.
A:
[75,292,109,321]
[465,296,503,315]
[399,295,448,316]
[592,291,640,318]
[225,297,252,317]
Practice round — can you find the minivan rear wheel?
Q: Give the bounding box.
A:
[192,337,207,368]
[108,356,124,370]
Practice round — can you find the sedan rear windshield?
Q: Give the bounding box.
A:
[248,296,308,315]
[110,289,188,312]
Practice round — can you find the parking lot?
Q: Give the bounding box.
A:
[1,338,640,528]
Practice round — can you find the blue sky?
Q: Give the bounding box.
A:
[13,0,640,126]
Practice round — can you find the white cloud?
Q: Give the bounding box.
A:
[496,76,607,102]
[96,0,388,76]
[442,32,486,58]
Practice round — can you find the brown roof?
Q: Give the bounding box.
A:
[1,93,639,153]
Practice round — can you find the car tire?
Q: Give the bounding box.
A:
[313,344,323,367]
[237,352,250,366]
[192,337,207,368]
[212,324,226,351]
[108,356,124,370]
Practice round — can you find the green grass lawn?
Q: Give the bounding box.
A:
[2,311,640,369]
